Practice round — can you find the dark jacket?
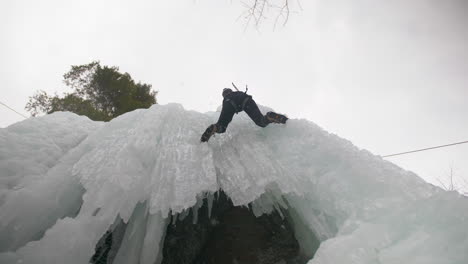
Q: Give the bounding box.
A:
[223,91,252,113]
[217,91,252,130]
[201,90,286,142]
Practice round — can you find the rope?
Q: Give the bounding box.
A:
[0,100,28,119]
[383,140,468,158]
[2,98,466,159]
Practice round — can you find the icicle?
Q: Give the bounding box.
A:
[192,207,198,224]
[276,195,288,210]
[171,213,178,225]
[207,193,214,219]
[113,202,149,264]
[273,203,284,219]
[140,212,168,264]
[178,209,189,222]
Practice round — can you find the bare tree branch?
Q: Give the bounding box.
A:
[437,178,449,191]
[240,0,298,29]
[449,166,454,191]
[437,164,468,196]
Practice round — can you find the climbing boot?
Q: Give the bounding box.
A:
[201,124,218,142]
[266,112,288,124]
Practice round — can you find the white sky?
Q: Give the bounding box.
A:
[1,0,467,192]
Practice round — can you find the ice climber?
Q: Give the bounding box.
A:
[201,85,288,142]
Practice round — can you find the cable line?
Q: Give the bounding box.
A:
[1,99,466,159]
[383,140,468,158]
[0,100,28,119]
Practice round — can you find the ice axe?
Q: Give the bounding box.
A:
[231,82,248,93]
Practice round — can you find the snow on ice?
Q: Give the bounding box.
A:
[0,104,467,264]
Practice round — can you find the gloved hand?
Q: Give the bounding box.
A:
[201,124,217,142]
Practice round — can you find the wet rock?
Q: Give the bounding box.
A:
[162,191,308,264]
[91,190,310,264]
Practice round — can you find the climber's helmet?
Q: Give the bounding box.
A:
[222,88,233,98]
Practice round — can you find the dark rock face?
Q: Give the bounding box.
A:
[161,191,232,264]
[91,191,311,264]
[90,230,114,264]
[162,191,309,264]
[91,219,127,264]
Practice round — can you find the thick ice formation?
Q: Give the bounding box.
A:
[0,103,467,264]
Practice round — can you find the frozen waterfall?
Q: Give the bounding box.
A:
[0,103,467,264]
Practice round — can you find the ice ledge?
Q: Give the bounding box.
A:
[1,104,467,264]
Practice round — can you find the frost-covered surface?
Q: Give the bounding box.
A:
[0,103,467,264]
[0,113,103,252]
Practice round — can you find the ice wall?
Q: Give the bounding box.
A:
[0,103,467,264]
[0,113,102,252]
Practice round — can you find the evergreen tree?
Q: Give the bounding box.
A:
[26,61,157,121]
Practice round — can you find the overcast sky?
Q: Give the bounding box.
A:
[1,0,467,192]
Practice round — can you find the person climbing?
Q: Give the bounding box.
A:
[201,84,288,142]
